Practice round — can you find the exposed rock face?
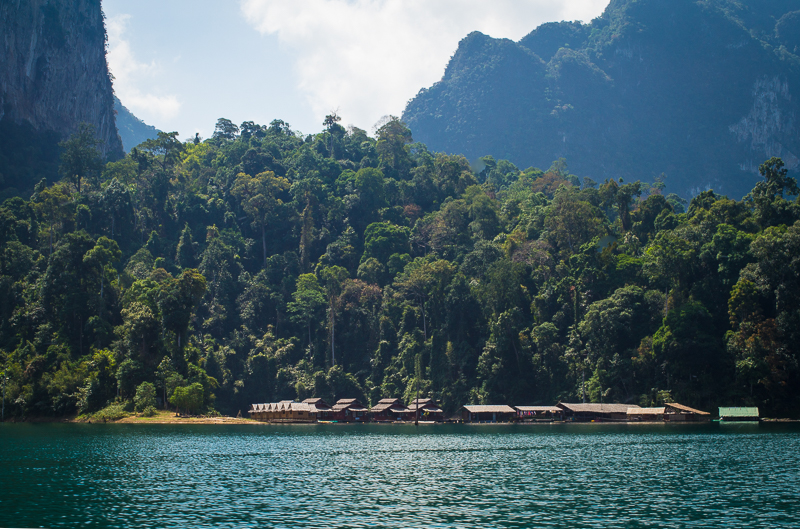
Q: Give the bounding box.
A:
[730,76,798,173]
[0,0,122,159]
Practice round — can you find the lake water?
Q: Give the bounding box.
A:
[1,423,798,528]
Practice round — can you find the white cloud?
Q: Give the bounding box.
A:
[240,0,608,131]
[106,14,182,123]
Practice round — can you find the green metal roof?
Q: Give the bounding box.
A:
[718,407,759,417]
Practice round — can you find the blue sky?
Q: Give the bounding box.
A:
[103,0,609,141]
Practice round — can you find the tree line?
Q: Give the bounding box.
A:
[1,114,799,419]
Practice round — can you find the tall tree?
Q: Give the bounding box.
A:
[59,123,103,194]
[288,274,326,349]
[320,266,349,366]
[231,171,291,267]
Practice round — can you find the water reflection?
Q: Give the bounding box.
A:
[0,423,798,528]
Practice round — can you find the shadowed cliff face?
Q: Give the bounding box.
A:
[403,0,800,199]
[0,0,122,159]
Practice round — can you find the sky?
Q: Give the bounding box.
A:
[103,0,610,141]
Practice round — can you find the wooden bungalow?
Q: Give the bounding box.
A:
[627,407,666,421]
[248,402,270,421]
[332,398,369,422]
[557,402,640,422]
[515,406,563,422]
[369,398,409,422]
[664,402,711,422]
[280,401,313,422]
[461,405,517,423]
[407,398,444,422]
[303,398,334,421]
[248,400,314,423]
[718,407,760,422]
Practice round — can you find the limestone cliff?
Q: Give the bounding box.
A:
[0,0,122,159]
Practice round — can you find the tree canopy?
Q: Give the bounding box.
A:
[1,116,799,420]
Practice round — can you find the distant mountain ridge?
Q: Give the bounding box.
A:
[114,97,159,152]
[403,0,800,198]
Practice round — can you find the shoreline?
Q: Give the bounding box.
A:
[3,415,798,425]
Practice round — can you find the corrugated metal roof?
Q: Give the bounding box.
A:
[719,407,759,417]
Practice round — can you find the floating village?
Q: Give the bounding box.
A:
[248,398,761,424]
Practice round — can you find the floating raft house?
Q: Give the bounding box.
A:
[557,402,639,421]
[461,405,517,423]
[718,407,760,421]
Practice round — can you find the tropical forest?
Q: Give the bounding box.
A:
[1,115,799,420]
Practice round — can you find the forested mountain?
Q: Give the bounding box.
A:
[402,0,800,200]
[114,97,160,153]
[1,116,799,420]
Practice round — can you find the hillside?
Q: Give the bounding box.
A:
[402,0,800,199]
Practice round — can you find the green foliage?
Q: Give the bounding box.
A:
[169,382,204,415]
[2,107,799,421]
[362,222,410,265]
[134,381,157,412]
[85,403,129,422]
[59,123,103,194]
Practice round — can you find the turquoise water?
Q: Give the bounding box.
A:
[1,423,798,528]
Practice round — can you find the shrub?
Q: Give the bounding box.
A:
[91,403,129,422]
[169,382,204,415]
[134,382,157,412]
[140,405,157,417]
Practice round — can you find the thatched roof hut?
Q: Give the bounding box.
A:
[332,398,369,422]
[370,398,408,421]
[515,406,563,420]
[664,402,711,421]
[627,407,666,420]
[557,402,640,421]
[461,405,517,423]
[248,401,313,422]
[407,398,444,422]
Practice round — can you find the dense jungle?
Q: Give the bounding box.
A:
[1,115,799,419]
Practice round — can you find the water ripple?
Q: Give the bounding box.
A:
[0,423,798,528]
